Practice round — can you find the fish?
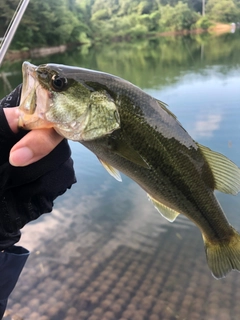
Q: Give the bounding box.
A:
[18,61,240,279]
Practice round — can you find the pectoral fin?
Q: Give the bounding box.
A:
[113,140,149,169]
[98,158,122,182]
[197,143,240,195]
[148,194,180,222]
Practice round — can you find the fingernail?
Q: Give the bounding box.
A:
[9,147,34,166]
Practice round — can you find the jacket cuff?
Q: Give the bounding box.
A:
[0,246,29,300]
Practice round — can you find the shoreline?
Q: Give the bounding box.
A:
[5,44,68,62]
[154,23,233,37]
[4,23,232,62]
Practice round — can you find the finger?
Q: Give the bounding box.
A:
[3,107,20,133]
[9,128,63,166]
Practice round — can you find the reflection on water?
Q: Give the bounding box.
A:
[2,32,240,320]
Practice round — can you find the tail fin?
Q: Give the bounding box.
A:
[203,229,240,279]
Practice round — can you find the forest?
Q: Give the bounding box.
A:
[0,0,240,50]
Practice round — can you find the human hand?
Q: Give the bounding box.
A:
[0,85,76,250]
[4,107,63,166]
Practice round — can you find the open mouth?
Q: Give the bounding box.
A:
[19,62,37,115]
[18,61,55,130]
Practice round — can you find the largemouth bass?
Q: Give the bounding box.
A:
[18,61,240,279]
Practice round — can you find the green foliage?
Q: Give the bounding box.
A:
[0,0,18,34]
[0,0,92,49]
[206,0,240,22]
[127,24,149,39]
[187,0,202,13]
[195,16,213,29]
[1,0,240,50]
[160,2,199,31]
[91,8,110,20]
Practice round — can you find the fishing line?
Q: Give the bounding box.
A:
[1,0,23,49]
[0,0,30,66]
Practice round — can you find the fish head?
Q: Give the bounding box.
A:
[18,62,120,141]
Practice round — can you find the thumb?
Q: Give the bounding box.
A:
[9,129,63,166]
[3,107,64,166]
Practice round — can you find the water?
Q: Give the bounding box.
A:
[1,31,240,320]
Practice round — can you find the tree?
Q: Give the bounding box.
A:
[6,0,90,49]
[160,1,199,31]
[3,0,233,50]
[206,0,239,22]
[0,0,22,35]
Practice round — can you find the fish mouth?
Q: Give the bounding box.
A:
[18,62,39,128]
[19,62,37,113]
[18,62,54,130]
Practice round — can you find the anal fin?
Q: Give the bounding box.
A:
[147,194,180,222]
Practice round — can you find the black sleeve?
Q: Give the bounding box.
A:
[0,247,29,319]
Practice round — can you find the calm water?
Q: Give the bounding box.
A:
[1,32,240,320]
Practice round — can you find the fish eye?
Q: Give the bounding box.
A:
[51,75,67,91]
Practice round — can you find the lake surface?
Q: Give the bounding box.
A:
[1,31,240,320]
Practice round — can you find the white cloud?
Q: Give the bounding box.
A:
[190,113,222,139]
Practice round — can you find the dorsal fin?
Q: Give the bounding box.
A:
[148,194,180,222]
[197,143,240,195]
[98,158,122,182]
[156,99,177,119]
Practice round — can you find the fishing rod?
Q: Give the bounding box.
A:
[0,0,30,67]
